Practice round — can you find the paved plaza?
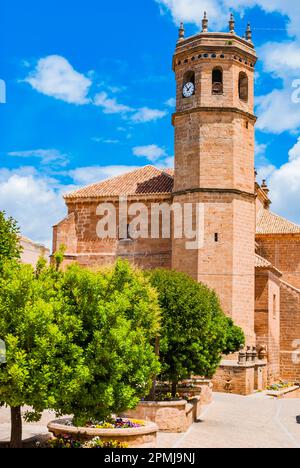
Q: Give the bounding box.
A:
[1,393,300,448]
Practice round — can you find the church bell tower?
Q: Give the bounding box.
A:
[172,13,258,344]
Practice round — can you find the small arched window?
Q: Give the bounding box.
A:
[183,70,195,86]
[212,67,223,94]
[239,72,248,102]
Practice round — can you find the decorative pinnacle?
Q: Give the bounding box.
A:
[202,11,208,33]
[246,22,253,42]
[229,13,235,34]
[261,179,270,195]
[178,22,185,41]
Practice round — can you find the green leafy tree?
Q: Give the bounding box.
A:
[149,269,245,395]
[0,259,160,447]
[54,259,161,425]
[0,262,89,448]
[0,211,21,273]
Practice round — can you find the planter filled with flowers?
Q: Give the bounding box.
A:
[47,417,158,448]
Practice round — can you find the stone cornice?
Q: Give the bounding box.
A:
[172,187,256,200]
[172,106,257,125]
[176,32,256,52]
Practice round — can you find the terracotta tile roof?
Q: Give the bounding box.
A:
[256,209,300,235]
[255,254,282,276]
[65,165,174,200]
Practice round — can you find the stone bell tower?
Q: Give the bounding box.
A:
[172,13,258,344]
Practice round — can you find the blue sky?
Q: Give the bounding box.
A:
[1,0,300,246]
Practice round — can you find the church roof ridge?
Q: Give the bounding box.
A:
[64,165,174,200]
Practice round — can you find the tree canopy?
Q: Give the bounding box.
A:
[0,211,21,273]
[53,260,161,424]
[0,259,160,446]
[149,269,245,392]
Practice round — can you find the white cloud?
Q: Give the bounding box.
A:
[133,145,167,162]
[94,93,167,123]
[24,56,168,124]
[0,164,146,247]
[94,91,133,114]
[0,169,68,247]
[255,39,300,134]
[165,98,176,108]
[158,156,175,168]
[156,0,227,29]
[259,137,300,224]
[91,137,120,144]
[131,107,168,123]
[156,0,300,35]
[256,88,300,134]
[69,165,141,185]
[25,55,92,105]
[256,163,276,182]
[8,149,69,167]
[259,42,300,80]
[255,141,267,158]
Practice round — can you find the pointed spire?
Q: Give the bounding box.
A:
[202,11,208,33]
[178,22,185,41]
[229,13,235,34]
[246,22,253,42]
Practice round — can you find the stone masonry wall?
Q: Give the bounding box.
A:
[53,199,172,271]
[257,234,300,290]
[255,270,281,384]
[172,191,255,344]
[280,281,300,382]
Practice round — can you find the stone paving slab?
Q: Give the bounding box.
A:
[1,393,300,448]
[172,393,300,449]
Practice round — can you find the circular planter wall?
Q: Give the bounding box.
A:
[123,401,192,433]
[47,418,158,448]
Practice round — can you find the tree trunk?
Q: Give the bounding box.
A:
[171,380,178,398]
[10,406,22,448]
[149,336,160,401]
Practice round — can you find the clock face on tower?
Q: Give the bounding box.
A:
[182,82,195,98]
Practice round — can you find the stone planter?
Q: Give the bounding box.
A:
[47,418,158,448]
[266,385,300,399]
[189,379,213,406]
[123,400,194,433]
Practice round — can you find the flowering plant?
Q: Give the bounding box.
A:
[83,437,128,449]
[49,435,82,449]
[87,418,145,429]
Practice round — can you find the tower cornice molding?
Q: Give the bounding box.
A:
[172,187,256,201]
[175,32,255,51]
[172,106,257,125]
[173,45,257,71]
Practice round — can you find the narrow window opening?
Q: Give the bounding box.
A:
[212,68,223,95]
[119,224,132,241]
[239,72,249,102]
[215,233,219,243]
[183,70,195,86]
